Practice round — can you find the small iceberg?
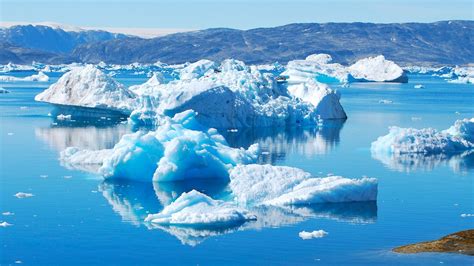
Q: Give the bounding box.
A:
[229,164,377,206]
[0,87,10,93]
[379,99,393,104]
[299,230,328,240]
[348,55,408,83]
[14,192,34,198]
[372,118,474,156]
[283,54,354,84]
[0,71,49,82]
[145,190,256,226]
[414,84,424,89]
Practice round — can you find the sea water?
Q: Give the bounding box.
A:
[0,72,473,265]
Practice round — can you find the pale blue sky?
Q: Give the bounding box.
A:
[1,0,472,30]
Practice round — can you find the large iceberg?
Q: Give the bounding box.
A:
[145,190,256,226]
[449,66,474,84]
[229,164,377,206]
[37,59,347,128]
[371,118,474,156]
[349,55,408,83]
[61,110,259,182]
[35,65,137,115]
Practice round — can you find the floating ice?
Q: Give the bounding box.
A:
[299,230,328,240]
[0,71,49,82]
[349,55,408,83]
[448,67,474,84]
[35,65,137,114]
[36,59,347,128]
[2,212,14,216]
[56,114,72,120]
[461,213,474,218]
[229,164,377,206]
[379,99,393,104]
[0,221,13,227]
[283,54,353,84]
[372,118,474,156]
[414,84,424,89]
[14,192,34,198]
[371,118,474,172]
[0,87,10,93]
[61,110,259,182]
[145,190,256,226]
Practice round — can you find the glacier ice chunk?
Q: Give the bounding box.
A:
[35,65,137,114]
[61,110,259,182]
[229,164,377,206]
[299,230,328,240]
[145,190,256,226]
[349,55,408,83]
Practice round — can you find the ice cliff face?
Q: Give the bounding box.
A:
[349,55,408,83]
[35,65,137,113]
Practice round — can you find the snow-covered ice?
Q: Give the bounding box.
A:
[145,190,256,226]
[35,65,137,114]
[348,55,408,83]
[229,164,377,206]
[299,230,328,240]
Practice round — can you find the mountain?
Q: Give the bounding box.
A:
[0,24,129,54]
[1,21,473,65]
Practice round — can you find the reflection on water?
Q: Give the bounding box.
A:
[372,150,474,174]
[223,120,345,163]
[35,119,129,151]
[99,179,377,246]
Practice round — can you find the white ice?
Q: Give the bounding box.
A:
[0,71,49,82]
[145,190,256,226]
[229,164,377,206]
[348,55,407,83]
[299,230,328,240]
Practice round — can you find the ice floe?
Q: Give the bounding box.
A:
[229,164,377,206]
[0,87,10,93]
[299,230,328,240]
[145,190,256,226]
[349,55,408,83]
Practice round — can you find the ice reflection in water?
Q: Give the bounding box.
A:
[99,179,377,246]
[35,118,129,151]
[372,150,474,174]
[223,120,345,163]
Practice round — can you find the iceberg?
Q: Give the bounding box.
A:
[449,66,474,84]
[283,54,354,84]
[371,118,474,156]
[0,71,49,82]
[35,59,347,128]
[145,190,256,226]
[35,65,137,115]
[61,110,259,182]
[299,230,328,240]
[229,164,377,206]
[0,87,10,93]
[348,55,408,83]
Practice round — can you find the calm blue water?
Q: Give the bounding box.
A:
[1,73,473,265]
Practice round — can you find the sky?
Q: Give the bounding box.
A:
[0,0,472,36]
